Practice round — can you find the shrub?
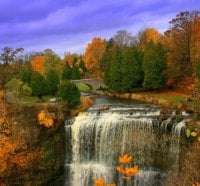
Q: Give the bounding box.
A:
[58,81,81,108]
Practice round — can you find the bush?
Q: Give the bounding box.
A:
[58,81,81,108]
[6,78,32,97]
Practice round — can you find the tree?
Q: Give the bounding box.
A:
[30,72,48,99]
[62,62,72,80]
[0,47,24,66]
[121,47,143,90]
[46,70,59,95]
[143,42,167,89]
[113,30,136,48]
[31,55,44,74]
[164,11,200,88]
[63,52,79,67]
[138,28,161,51]
[104,46,143,92]
[0,47,24,86]
[43,50,62,76]
[78,56,87,74]
[84,37,106,78]
[20,67,33,85]
[58,81,80,108]
[62,62,81,80]
[6,78,32,98]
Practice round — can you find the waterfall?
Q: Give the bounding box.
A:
[65,100,187,186]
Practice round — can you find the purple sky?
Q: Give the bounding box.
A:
[0,0,199,56]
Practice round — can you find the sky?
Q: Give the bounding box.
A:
[0,0,199,57]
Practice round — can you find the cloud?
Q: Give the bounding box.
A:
[0,0,199,55]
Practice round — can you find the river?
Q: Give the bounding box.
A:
[64,94,189,186]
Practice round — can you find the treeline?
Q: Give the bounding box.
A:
[84,11,200,93]
[0,11,200,95]
[0,48,85,107]
[101,38,166,92]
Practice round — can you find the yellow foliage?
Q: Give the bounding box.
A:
[37,110,54,128]
[0,136,16,175]
[0,117,6,125]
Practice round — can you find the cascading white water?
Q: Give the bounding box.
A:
[65,98,188,186]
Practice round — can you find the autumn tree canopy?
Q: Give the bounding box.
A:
[31,55,44,74]
[138,28,161,51]
[84,37,106,78]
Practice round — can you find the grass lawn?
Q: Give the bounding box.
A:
[77,83,91,91]
[22,95,59,103]
[137,90,188,106]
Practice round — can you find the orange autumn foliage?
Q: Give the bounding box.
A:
[63,52,79,67]
[192,184,200,186]
[84,37,106,78]
[139,28,161,51]
[116,153,139,179]
[116,165,139,179]
[93,178,116,186]
[94,153,138,186]
[31,55,44,74]
[94,178,105,186]
[118,153,132,164]
[37,110,54,128]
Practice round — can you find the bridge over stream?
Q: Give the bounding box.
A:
[72,79,106,91]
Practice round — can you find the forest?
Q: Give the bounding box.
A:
[0,11,200,100]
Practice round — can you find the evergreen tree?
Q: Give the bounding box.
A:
[104,46,144,92]
[79,57,87,73]
[143,42,167,89]
[58,81,81,107]
[30,71,48,99]
[121,47,143,90]
[71,66,81,80]
[62,62,72,80]
[105,47,123,92]
[46,70,59,95]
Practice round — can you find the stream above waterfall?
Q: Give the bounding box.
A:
[64,95,190,186]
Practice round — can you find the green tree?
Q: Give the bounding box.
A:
[58,81,81,107]
[104,47,123,92]
[6,78,32,97]
[71,66,81,80]
[62,62,72,80]
[30,72,48,99]
[104,46,144,92]
[46,70,59,95]
[143,42,167,89]
[43,49,62,77]
[79,57,87,74]
[20,68,33,85]
[121,47,143,90]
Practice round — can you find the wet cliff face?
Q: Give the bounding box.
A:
[0,102,67,186]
